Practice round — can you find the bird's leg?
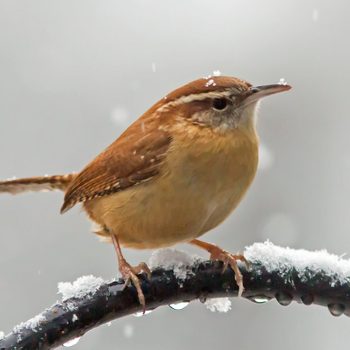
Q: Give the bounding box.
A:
[189,239,249,297]
[111,234,151,312]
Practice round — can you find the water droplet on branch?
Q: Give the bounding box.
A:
[276,291,293,306]
[169,301,189,310]
[328,303,345,317]
[63,337,81,347]
[301,294,314,305]
[249,296,271,304]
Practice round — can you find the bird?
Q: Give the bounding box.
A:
[0,75,291,310]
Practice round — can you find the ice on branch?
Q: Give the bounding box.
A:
[149,248,204,281]
[4,241,350,349]
[245,241,350,285]
[58,275,104,301]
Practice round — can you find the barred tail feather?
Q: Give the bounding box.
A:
[0,173,76,195]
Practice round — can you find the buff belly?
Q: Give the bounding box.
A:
[84,130,258,249]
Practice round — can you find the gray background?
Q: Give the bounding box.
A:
[0,0,349,348]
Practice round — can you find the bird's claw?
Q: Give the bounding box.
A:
[119,259,151,313]
[209,247,248,297]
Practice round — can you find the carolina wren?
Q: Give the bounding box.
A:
[0,76,291,309]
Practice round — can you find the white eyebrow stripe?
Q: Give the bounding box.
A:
[157,90,234,113]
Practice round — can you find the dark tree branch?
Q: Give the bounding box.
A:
[1,251,350,350]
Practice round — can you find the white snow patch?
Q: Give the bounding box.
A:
[72,314,78,322]
[149,248,204,281]
[66,302,77,312]
[13,314,46,334]
[0,331,5,340]
[204,70,221,79]
[58,275,104,301]
[205,79,216,87]
[278,78,288,86]
[245,241,350,284]
[205,298,232,312]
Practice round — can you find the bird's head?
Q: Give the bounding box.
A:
[154,75,291,134]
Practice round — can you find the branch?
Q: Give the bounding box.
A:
[1,242,350,350]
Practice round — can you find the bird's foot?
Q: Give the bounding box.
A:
[209,246,248,297]
[119,258,151,312]
[190,239,249,297]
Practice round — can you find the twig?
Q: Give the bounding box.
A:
[1,243,350,349]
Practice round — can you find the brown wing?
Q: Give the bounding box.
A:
[60,118,172,213]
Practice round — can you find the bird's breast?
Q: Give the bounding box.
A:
[85,126,259,249]
[167,126,259,233]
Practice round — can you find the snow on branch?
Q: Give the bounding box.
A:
[1,241,350,350]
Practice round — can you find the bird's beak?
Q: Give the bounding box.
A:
[242,83,292,106]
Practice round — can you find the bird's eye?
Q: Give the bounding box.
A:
[212,98,228,111]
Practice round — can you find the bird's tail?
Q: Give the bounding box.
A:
[0,173,76,195]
